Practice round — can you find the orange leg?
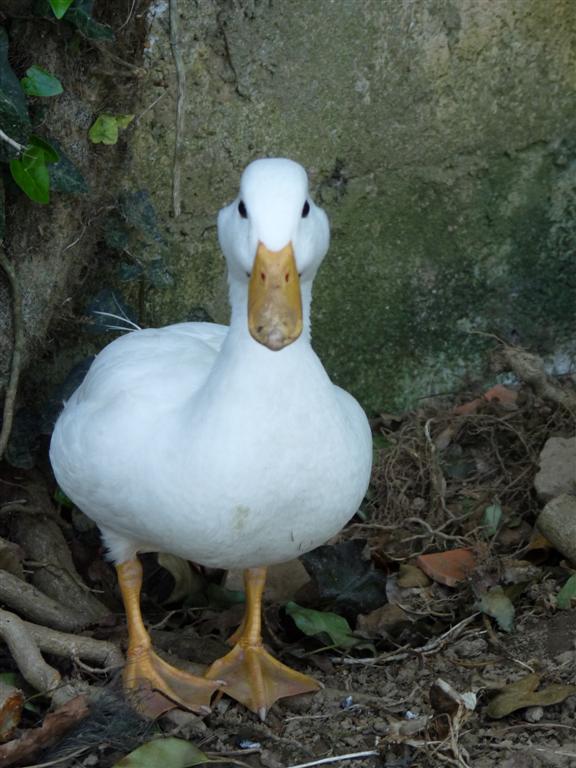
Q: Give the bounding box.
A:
[204,567,320,719]
[117,559,222,716]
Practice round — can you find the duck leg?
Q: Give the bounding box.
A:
[117,559,221,715]
[204,567,320,719]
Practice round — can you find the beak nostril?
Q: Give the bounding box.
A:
[285,273,290,283]
[260,272,266,282]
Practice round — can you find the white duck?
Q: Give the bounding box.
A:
[50,158,372,719]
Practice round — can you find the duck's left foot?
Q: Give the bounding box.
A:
[205,641,320,719]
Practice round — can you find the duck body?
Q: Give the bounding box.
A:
[51,316,371,569]
[49,158,373,718]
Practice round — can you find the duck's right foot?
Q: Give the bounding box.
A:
[124,645,223,716]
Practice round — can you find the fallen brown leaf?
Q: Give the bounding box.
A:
[0,694,89,766]
[416,549,476,587]
[487,674,576,719]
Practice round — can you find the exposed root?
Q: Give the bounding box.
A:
[0,569,93,632]
[0,247,24,461]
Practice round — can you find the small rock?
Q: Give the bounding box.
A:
[534,436,576,502]
[454,637,488,659]
[524,705,544,723]
[537,494,576,565]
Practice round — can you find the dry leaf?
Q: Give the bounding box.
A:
[0,681,24,742]
[416,549,476,587]
[487,674,576,719]
[0,695,88,766]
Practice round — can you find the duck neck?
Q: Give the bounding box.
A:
[200,277,328,403]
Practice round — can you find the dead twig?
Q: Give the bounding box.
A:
[169,0,187,217]
[0,128,25,153]
[0,247,24,460]
[287,751,380,768]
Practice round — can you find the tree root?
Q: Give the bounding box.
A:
[0,609,77,707]
[491,345,576,414]
[11,511,109,623]
[0,246,24,460]
[0,569,94,632]
[23,618,124,671]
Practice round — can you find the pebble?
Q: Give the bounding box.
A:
[524,706,544,722]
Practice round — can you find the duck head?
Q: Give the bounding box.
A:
[218,158,330,351]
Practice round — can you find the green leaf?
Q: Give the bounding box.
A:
[482,504,503,538]
[113,737,210,767]
[9,135,59,204]
[300,540,388,617]
[115,114,134,129]
[21,65,63,97]
[65,0,115,41]
[478,586,515,632]
[10,145,50,204]
[49,0,74,18]
[147,258,174,288]
[0,29,31,162]
[205,583,245,610]
[557,574,576,610]
[29,135,59,163]
[54,487,74,508]
[119,190,165,244]
[48,139,89,194]
[286,602,361,650]
[89,114,133,145]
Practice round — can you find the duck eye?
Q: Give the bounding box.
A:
[302,201,310,218]
[238,200,248,219]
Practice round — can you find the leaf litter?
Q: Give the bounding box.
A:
[1,346,576,767]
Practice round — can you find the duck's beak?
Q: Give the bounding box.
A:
[248,242,302,351]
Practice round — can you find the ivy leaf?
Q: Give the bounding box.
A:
[286,602,363,650]
[557,574,576,610]
[0,29,31,162]
[29,135,59,163]
[9,135,59,203]
[65,0,115,41]
[300,539,388,617]
[48,138,89,194]
[119,189,165,244]
[21,65,63,97]
[49,0,75,18]
[482,504,502,538]
[113,737,210,767]
[89,114,133,145]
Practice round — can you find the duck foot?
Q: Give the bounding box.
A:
[116,558,222,717]
[205,642,319,719]
[204,567,320,718]
[124,646,222,717]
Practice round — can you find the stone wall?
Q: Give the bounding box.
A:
[3,0,575,412]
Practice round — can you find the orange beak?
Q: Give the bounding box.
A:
[248,242,303,351]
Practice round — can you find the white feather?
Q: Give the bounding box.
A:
[50,159,372,568]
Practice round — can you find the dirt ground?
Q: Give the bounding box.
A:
[0,354,575,768]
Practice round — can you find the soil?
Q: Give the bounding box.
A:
[1,380,576,768]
